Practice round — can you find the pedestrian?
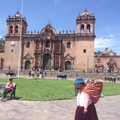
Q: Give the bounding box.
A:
[76,73,78,77]
[9,66,11,70]
[1,78,16,102]
[28,71,31,77]
[44,72,46,76]
[51,72,52,77]
[74,77,99,120]
[31,70,34,77]
[118,76,120,80]
[69,73,72,77]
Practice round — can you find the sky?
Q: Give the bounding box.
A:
[0,0,120,55]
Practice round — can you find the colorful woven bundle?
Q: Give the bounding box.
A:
[82,81,103,104]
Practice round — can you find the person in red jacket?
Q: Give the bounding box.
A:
[1,78,16,102]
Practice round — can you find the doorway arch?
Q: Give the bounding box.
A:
[65,61,71,70]
[43,54,51,70]
[25,60,31,70]
[109,66,114,72]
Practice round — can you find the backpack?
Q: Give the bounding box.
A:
[82,81,103,104]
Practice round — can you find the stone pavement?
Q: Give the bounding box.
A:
[0,95,120,120]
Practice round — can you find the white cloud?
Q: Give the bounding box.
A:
[0,36,2,39]
[109,34,114,38]
[54,0,62,4]
[95,37,115,48]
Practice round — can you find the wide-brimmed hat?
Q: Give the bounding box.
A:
[74,77,85,84]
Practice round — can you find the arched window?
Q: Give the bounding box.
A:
[87,24,90,33]
[15,25,19,33]
[67,42,71,48]
[81,24,84,33]
[97,59,101,63]
[10,25,13,33]
[110,59,113,63]
[26,42,30,48]
[46,40,50,47]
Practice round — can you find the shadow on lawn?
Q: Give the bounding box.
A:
[2,96,22,102]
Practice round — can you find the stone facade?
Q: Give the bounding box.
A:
[3,10,95,72]
[0,41,4,69]
[3,10,120,72]
[94,48,120,72]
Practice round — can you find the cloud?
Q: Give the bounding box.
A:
[109,34,114,38]
[54,0,62,4]
[95,37,115,48]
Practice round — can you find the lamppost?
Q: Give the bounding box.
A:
[18,0,24,78]
[42,50,44,78]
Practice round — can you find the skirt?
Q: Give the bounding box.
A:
[74,103,98,120]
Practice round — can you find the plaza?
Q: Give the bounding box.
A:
[0,95,120,120]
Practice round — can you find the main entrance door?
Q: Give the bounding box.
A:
[109,66,114,72]
[43,54,51,70]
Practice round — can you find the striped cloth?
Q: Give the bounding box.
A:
[82,81,103,104]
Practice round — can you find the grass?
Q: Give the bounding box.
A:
[0,78,75,101]
[0,78,120,101]
[102,82,120,96]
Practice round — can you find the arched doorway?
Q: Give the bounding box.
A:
[25,60,31,70]
[109,66,114,72]
[43,54,51,70]
[65,61,71,70]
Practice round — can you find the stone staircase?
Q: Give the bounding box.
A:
[0,70,120,81]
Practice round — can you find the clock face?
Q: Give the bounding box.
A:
[11,41,15,45]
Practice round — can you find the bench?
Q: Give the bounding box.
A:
[6,72,16,77]
[0,82,17,99]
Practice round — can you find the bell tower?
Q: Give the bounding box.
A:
[74,10,96,71]
[4,12,28,70]
[6,11,27,36]
[76,10,95,34]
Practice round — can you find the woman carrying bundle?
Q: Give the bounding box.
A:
[74,77,103,120]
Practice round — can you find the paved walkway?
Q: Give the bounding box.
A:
[0,95,120,120]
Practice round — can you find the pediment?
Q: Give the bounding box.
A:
[64,53,75,60]
[40,23,57,40]
[95,63,104,67]
[107,61,116,65]
[23,53,34,59]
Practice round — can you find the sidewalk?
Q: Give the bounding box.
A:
[0,95,120,120]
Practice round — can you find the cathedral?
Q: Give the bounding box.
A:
[1,10,120,72]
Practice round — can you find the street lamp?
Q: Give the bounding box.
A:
[17,0,24,78]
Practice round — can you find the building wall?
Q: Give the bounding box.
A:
[94,48,120,72]
[4,39,20,70]
[4,10,120,72]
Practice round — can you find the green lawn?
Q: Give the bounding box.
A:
[0,78,120,101]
